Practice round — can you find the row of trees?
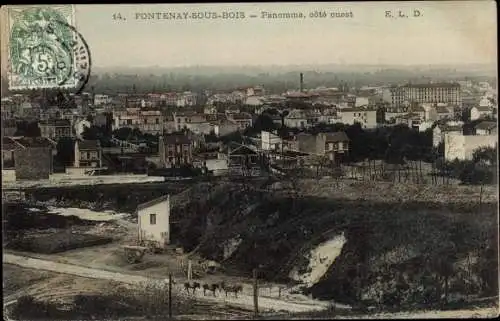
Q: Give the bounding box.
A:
[438,145,498,185]
[246,113,435,164]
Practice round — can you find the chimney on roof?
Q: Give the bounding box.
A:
[299,73,304,93]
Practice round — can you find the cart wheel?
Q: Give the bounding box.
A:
[127,254,136,264]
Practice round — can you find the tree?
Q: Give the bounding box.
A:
[55,137,75,166]
[245,114,277,136]
[112,127,134,141]
[14,121,41,137]
[82,125,106,141]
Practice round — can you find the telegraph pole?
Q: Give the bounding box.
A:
[253,268,259,319]
[168,273,173,320]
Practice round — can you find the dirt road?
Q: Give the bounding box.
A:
[4,253,333,314]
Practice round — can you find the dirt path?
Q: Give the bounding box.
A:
[4,253,334,314]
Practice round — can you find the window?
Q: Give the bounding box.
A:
[127,119,132,125]
[90,151,98,159]
[155,118,159,124]
[150,214,157,225]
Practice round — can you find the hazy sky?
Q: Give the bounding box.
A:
[2,1,498,69]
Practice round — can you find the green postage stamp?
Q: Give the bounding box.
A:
[7,5,86,90]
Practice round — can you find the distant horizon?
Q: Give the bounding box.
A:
[91,62,497,70]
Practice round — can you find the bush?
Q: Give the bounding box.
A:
[8,232,113,254]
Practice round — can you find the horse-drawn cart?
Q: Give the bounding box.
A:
[123,245,148,263]
[138,240,162,254]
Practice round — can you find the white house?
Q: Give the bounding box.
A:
[470,106,494,121]
[137,195,171,249]
[245,96,264,106]
[355,96,369,107]
[284,109,309,128]
[444,133,498,161]
[475,121,498,136]
[261,130,282,151]
[74,118,91,139]
[339,108,377,129]
[93,94,112,106]
[432,123,463,148]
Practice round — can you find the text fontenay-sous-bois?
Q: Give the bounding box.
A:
[111,10,355,21]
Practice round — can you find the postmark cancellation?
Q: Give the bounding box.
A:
[7,5,89,91]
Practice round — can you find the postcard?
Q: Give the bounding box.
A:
[1,2,498,320]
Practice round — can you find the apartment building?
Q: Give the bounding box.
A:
[158,134,193,168]
[339,108,377,129]
[39,119,73,140]
[112,108,163,134]
[383,83,461,108]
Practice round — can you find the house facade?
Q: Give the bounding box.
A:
[475,121,498,136]
[432,123,463,148]
[137,195,171,249]
[318,132,350,163]
[1,119,17,137]
[339,108,377,129]
[2,137,56,180]
[444,133,498,161]
[294,132,349,162]
[226,112,253,129]
[74,140,103,168]
[112,108,163,134]
[470,106,494,121]
[261,130,282,151]
[158,134,193,168]
[39,119,73,140]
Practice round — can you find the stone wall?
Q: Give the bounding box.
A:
[14,147,52,180]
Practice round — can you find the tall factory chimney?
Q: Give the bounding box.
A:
[299,73,304,92]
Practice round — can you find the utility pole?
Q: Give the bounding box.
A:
[168,273,173,320]
[253,268,259,319]
[187,260,192,281]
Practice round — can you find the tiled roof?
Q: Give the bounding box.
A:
[78,139,100,150]
[163,134,192,145]
[341,107,376,112]
[404,83,460,88]
[137,194,170,212]
[8,136,56,148]
[438,125,463,132]
[2,137,17,150]
[322,132,350,142]
[436,106,451,114]
[230,112,252,120]
[475,121,497,131]
[39,119,71,126]
[475,106,493,112]
[1,118,17,127]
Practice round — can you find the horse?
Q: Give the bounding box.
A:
[184,281,201,294]
[202,283,219,296]
[219,281,243,298]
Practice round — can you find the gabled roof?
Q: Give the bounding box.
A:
[6,136,56,148]
[230,112,252,120]
[475,121,497,131]
[322,132,350,143]
[78,139,100,150]
[436,106,451,114]
[435,124,463,132]
[222,142,258,155]
[475,106,493,112]
[163,134,192,145]
[341,107,376,112]
[137,194,170,212]
[1,118,17,127]
[2,137,17,150]
[39,119,72,127]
